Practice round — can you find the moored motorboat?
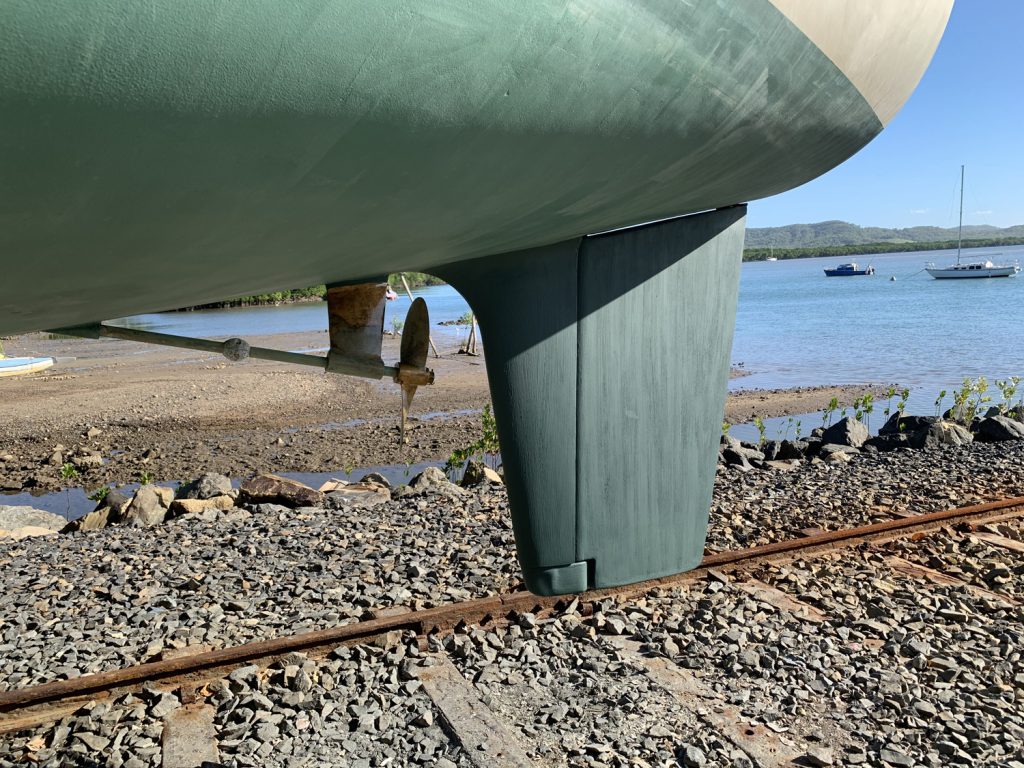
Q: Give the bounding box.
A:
[824,262,875,277]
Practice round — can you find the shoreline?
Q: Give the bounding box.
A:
[2,332,886,495]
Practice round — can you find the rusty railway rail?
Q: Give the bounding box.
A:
[2,494,1023,731]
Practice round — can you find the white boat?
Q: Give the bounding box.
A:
[925,260,1020,279]
[0,356,54,377]
[926,166,1020,280]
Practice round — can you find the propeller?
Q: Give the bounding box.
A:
[396,298,433,443]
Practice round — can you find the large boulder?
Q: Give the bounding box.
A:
[775,439,807,461]
[0,505,67,532]
[238,474,324,508]
[863,433,911,453]
[942,403,975,425]
[168,495,236,517]
[398,466,467,498]
[0,505,67,540]
[974,415,1024,443]
[123,485,175,527]
[879,413,937,436]
[103,488,135,516]
[910,420,973,449]
[359,472,391,489]
[62,505,121,533]
[821,417,870,448]
[177,472,233,500]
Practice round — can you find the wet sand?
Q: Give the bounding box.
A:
[0,332,882,493]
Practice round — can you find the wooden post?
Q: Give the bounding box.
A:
[399,274,439,358]
[465,313,478,354]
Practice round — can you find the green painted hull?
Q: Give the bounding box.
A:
[0,0,949,333]
[0,1,951,595]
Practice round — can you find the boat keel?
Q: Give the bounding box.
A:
[438,206,746,595]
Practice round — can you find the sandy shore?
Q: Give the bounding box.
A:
[1,332,881,493]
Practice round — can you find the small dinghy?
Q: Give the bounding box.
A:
[0,356,55,377]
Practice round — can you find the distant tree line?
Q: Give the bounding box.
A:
[174,272,446,310]
[743,236,1024,262]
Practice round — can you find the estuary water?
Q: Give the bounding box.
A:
[732,244,1024,410]
[112,284,474,349]
[114,243,1024,416]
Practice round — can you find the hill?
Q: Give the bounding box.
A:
[745,220,1024,249]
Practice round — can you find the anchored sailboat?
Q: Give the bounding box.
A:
[926,166,1020,279]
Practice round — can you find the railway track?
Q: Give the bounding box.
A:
[2,494,1023,762]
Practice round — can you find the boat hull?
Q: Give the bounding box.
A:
[0,0,951,335]
[926,267,1020,279]
[0,357,54,377]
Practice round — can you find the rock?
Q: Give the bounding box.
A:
[461,460,504,487]
[72,454,104,468]
[177,472,233,500]
[168,495,235,517]
[238,474,324,508]
[720,434,742,452]
[682,745,707,766]
[805,746,834,767]
[909,420,973,449]
[359,472,391,488]
[879,747,914,767]
[775,439,807,461]
[0,505,67,532]
[0,525,59,540]
[819,443,860,456]
[821,417,869,448]
[721,448,752,470]
[409,466,449,490]
[85,426,103,439]
[974,415,1024,442]
[879,413,937,435]
[824,451,851,464]
[62,505,120,532]
[942,402,975,424]
[325,482,391,509]
[802,438,823,456]
[149,692,180,718]
[405,466,467,496]
[122,485,175,527]
[863,433,911,452]
[103,488,134,515]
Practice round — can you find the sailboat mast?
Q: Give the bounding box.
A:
[957,164,964,265]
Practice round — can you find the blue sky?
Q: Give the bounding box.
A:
[747,1,1024,230]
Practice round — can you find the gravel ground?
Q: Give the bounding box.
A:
[2,441,1024,765]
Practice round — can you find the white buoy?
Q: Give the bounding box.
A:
[890,276,896,281]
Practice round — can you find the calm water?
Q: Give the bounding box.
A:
[111,284,474,349]
[114,244,1024,416]
[733,244,1024,415]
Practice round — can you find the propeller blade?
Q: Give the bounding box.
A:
[398,297,431,443]
[400,298,430,370]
